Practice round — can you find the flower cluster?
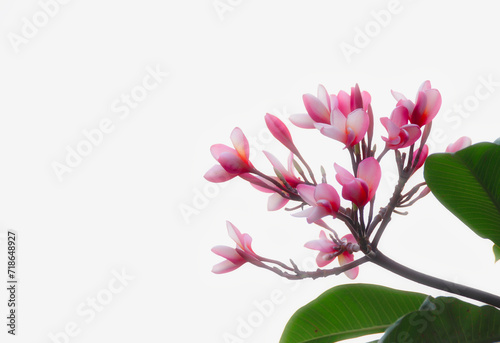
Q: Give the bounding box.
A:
[206,81,468,280]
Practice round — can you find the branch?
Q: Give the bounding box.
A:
[369,249,500,308]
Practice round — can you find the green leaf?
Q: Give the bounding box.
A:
[424,142,500,246]
[378,296,500,342]
[279,284,427,343]
[494,244,500,263]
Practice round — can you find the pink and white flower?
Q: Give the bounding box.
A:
[211,222,261,274]
[290,85,371,148]
[305,232,359,279]
[380,106,421,149]
[204,127,255,183]
[335,157,381,208]
[391,80,442,127]
[293,183,340,223]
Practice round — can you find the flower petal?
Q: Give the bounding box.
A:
[303,93,331,124]
[212,259,242,274]
[265,113,298,154]
[357,157,381,201]
[338,252,359,279]
[346,109,369,146]
[317,84,331,111]
[334,163,355,186]
[296,184,317,205]
[342,179,369,207]
[337,90,351,115]
[230,127,250,162]
[211,245,244,264]
[204,165,237,183]
[289,113,316,129]
[268,193,289,211]
[446,136,472,153]
[210,144,234,160]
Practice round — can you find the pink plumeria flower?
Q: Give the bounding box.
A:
[446,136,472,153]
[305,232,359,279]
[293,183,340,223]
[391,80,442,128]
[204,127,255,183]
[380,106,421,149]
[335,157,381,208]
[211,221,261,274]
[265,114,300,155]
[291,85,371,148]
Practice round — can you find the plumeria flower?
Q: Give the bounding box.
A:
[204,127,255,183]
[293,183,340,223]
[211,222,261,274]
[305,231,359,279]
[446,136,472,153]
[380,106,421,149]
[290,85,370,148]
[391,80,442,127]
[335,157,381,208]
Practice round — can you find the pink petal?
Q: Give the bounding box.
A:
[305,239,335,253]
[296,184,317,205]
[230,127,250,162]
[265,114,298,154]
[400,124,421,148]
[289,113,316,129]
[346,109,369,146]
[446,136,472,153]
[315,123,346,143]
[212,259,242,274]
[267,193,289,211]
[337,90,351,116]
[334,163,354,186]
[302,94,330,124]
[317,84,331,111]
[390,106,410,127]
[338,252,358,279]
[210,144,234,160]
[218,151,249,174]
[361,91,372,111]
[315,183,340,212]
[211,245,244,264]
[330,107,346,128]
[342,179,369,207]
[421,89,441,124]
[306,206,330,223]
[291,206,315,218]
[391,89,407,102]
[226,221,244,248]
[418,80,431,92]
[316,251,335,268]
[381,117,400,140]
[357,157,381,201]
[263,151,294,181]
[204,164,237,183]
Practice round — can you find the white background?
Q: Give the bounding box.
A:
[1,0,500,342]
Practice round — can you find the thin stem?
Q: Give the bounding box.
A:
[369,249,500,308]
[249,255,371,280]
[296,152,317,185]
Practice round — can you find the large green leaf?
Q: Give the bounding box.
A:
[378,296,500,342]
[494,244,500,263]
[279,284,427,343]
[424,143,500,246]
